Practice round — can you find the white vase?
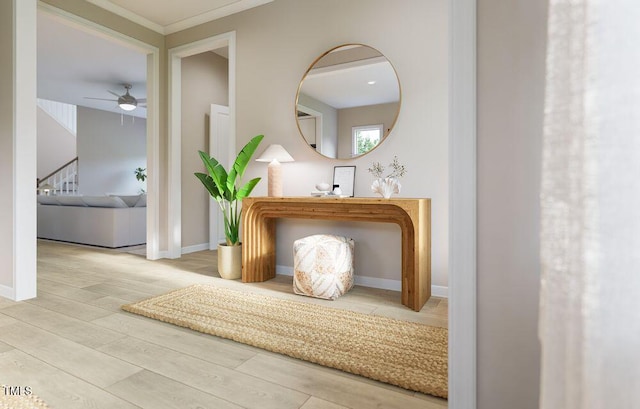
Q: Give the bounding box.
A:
[371,177,401,199]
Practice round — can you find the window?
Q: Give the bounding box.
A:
[352,124,383,156]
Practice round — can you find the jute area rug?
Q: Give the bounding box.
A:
[122,284,448,399]
[0,387,50,409]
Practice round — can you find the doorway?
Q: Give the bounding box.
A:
[168,31,237,258]
[36,3,160,258]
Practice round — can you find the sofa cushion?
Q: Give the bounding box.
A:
[56,195,87,207]
[134,194,147,207]
[82,196,128,208]
[37,196,59,205]
[110,194,140,207]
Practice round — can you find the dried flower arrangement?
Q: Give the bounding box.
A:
[367,156,407,179]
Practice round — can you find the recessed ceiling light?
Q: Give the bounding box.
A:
[367,80,376,85]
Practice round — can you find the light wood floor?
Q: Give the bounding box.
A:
[0,240,448,409]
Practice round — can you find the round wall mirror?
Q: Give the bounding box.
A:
[295,44,401,159]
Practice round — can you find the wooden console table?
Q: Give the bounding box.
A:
[242,197,431,311]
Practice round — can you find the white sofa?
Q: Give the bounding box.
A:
[37,194,146,248]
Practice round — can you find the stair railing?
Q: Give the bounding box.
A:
[37,157,79,195]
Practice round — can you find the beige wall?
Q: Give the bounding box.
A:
[169,0,450,287]
[477,0,547,407]
[0,0,14,288]
[181,52,229,248]
[337,102,398,158]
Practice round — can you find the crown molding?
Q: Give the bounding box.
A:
[86,0,165,34]
[86,0,273,35]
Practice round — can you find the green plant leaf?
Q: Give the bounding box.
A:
[236,177,261,200]
[194,172,223,201]
[227,134,264,193]
[198,151,228,198]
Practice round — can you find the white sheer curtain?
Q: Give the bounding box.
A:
[540,0,640,408]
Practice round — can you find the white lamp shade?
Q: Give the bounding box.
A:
[256,144,294,163]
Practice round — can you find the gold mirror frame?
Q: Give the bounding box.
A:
[295,44,402,160]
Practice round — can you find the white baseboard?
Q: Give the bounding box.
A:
[276,264,448,298]
[431,285,448,298]
[0,284,15,300]
[181,243,210,254]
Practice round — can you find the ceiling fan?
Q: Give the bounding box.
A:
[85,84,146,111]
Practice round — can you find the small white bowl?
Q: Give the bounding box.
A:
[315,182,331,192]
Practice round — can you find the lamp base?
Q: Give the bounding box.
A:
[267,160,282,197]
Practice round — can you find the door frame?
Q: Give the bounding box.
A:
[297,104,324,154]
[167,31,236,258]
[448,0,477,407]
[37,3,161,261]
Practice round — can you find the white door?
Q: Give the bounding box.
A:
[209,104,230,249]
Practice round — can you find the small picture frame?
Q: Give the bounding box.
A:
[333,166,356,197]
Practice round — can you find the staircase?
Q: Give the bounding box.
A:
[37,157,79,195]
[36,99,79,195]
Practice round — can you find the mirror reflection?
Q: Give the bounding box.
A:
[296,44,401,159]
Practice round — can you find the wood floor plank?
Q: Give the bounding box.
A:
[0,340,14,353]
[37,269,106,288]
[107,369,244,409]
[0,312,19,328]
[300,396,351,409]
[97,336,310,409]
[102,277,180,296]
[236,353,447,409]
[25,291,114,321]
[0,297,19,310]
[0,303,127,349]
[37,277,106,303]
[0,349,139,409]
[81,283,158,302]
[92,312,257,368]
[0,322,141,388]
[86,295,136,313]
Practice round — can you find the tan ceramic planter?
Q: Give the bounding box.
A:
[217,243,242,279]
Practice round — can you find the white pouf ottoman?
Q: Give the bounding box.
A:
[293,234,354,300]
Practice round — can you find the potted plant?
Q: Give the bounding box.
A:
[195,134,264,279]
[134,167,147,193]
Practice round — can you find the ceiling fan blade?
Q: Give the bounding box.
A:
[108,90,121,98]
[84,97,117,101]
[137,98,147,103]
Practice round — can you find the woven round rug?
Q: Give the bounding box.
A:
[122,284,448,398]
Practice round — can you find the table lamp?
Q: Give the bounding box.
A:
[256,144,294,197]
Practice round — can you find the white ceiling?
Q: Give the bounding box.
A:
[300,58,400,110]
[38,11,148,118]
[38,0,242,119]
[86,0,274,34]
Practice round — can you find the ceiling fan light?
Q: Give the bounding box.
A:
[119,102,137,111]
[118,93,137,111]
